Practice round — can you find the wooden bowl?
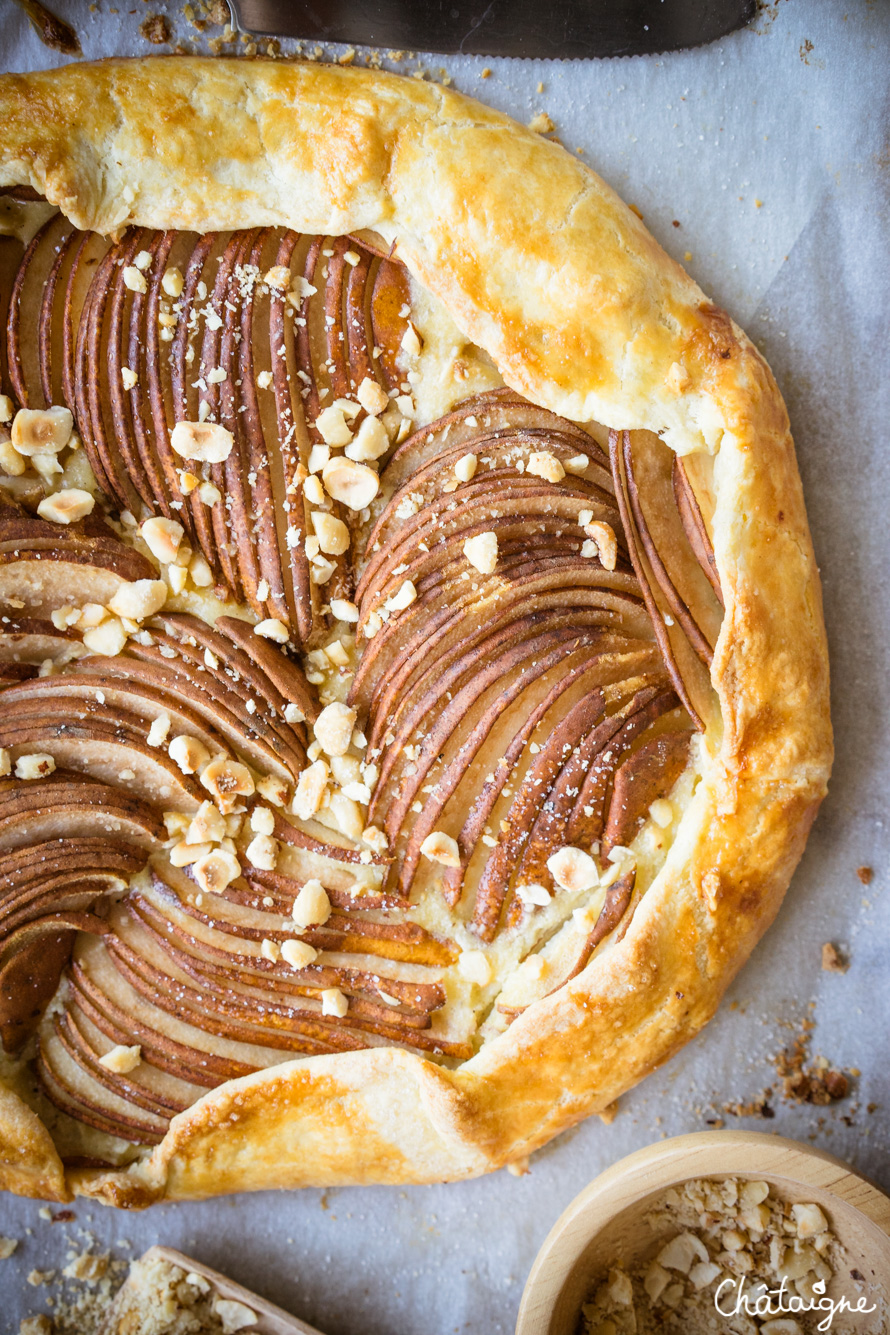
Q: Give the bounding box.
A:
[515,1131,890,1335]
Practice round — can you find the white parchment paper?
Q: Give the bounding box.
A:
[0,0,888,1329]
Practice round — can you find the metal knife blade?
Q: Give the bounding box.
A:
[230,0,755,60]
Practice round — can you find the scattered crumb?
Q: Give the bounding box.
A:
[480,66,492,78]
[684,250,693,261]
[0,1235,19,1258]
[776,1016,851,1106]
[528,111,555,135]
[672,219,681,227]
[139,13,171,44]
[27,1270,56,1286]
[598,1100,620,1125]
[857,865,873,884]
[20,1318,54,1335]
[821,941,848,973]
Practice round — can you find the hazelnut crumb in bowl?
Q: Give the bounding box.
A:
[516,1131,890,1335]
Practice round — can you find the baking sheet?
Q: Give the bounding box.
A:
[0,0,888,1330]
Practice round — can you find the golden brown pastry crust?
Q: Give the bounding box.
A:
[0,57,831,1206]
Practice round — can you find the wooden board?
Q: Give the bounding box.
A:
[515,1130,890,1335]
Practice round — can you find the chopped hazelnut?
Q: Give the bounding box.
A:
[14,753,56,780]
[821,942,848,973]
[263,264,292,289]
[200,757,255,812]
[330,597,359,622]
[213,1298,258,1332]
[516,882,551,907]
[420,831,460,867]
[37,488,95,525]
[315,405,353,447]
[256,774,290,806]
[82,616,128,656]
[312,511,350,555]
[292,759,330,821]
[170,420,234,463]
[161,266,184,297]
[0,438,26,476]
[169,839,213,867]
[281,939,318,970]
[141,515,184,564]
[454,452,478,483]
[250,806,276,836]
[313,702,357,757]
[547,845,600,892]
[99,1043,141,1074]
[260,938,280,962]
[322,456,380,510]
[291,878,332,927]
[186,800,226,845]
[527,450,565,483]
[254,618,289,644]
[189,552,213,586]
[168,734,211,775]
[564,454,590,474]
[657,1231,709,1273]
[346,414,390,462]
[11,406,74,457]
[463,531,498,574]
[356,377,389,415]
[792,1202,828,1238]
[122,265,148,293]
[246,833,279,871]
[385,578,417,612]
[192,848,241,894]
[321,987,348,1017]
[107,578,168,621]
[584,520,618,571]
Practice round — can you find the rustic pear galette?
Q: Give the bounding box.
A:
[0,58,831,1206]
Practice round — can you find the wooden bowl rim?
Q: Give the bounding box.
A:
[515,1130,890,1335]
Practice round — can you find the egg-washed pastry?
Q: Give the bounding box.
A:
[0,58,831,1206]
